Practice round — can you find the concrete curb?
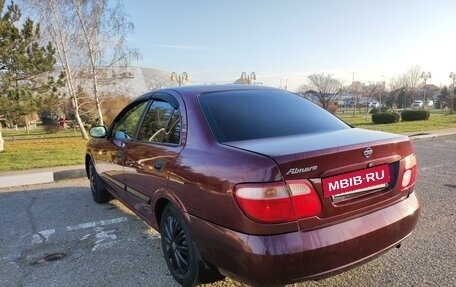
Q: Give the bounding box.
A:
[53,169,87,182]
[1,128,455,189]
[0,166,86,189]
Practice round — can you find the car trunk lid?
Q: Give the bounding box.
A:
[225,128,414,228]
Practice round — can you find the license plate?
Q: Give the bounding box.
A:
[322,164,390,198]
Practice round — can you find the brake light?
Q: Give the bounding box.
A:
[401,154,417,191]
[234,180,321,223]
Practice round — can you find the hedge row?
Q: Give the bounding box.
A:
[372,112,400,124]
[371,110,430,124]
[401,110,430,121]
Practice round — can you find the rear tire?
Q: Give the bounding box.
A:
[160,204,199,287]
[88,160,112,203]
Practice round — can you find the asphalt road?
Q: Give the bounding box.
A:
[1,135,455,287]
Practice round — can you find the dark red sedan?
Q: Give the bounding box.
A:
[86,85,420,287]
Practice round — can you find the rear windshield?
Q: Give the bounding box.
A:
[198,89,350,142]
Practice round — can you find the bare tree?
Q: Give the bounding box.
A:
[22,0,89,139]
[364,82,385,102]
[22,0,137,137]
[386,66,423,109]
[70,0,138,126]
[345,80,364,116]
[386,76,404,108]
[388,76,404,92]
[399,65,423,105]
[299,73,343,110]
[401,65,422,91]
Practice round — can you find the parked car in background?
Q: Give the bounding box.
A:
[412,100,424,109]
[86,85,421,287]
[368,101,380,108]
[426,100,434,108]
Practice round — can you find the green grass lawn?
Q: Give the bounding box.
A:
[0,127,87,172]
[337,110,456,134]
[0,110,455,172]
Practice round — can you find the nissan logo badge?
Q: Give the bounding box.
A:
[363,147,373,158]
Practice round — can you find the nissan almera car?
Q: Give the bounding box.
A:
[85,85,420,287]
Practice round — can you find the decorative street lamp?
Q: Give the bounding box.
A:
[449,72,456,114]
[420,71,431,109]
[279,78,288,90]
[240,72,256,85]
[171,72,189,86]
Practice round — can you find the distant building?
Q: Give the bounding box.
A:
[57,66,183,98]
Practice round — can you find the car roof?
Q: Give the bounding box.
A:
[164,84,276,94]
[133,84,280,103]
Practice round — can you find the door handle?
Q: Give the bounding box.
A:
[154,159,165,171]
[116,151,124,159]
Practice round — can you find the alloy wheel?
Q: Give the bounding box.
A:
[163,214,190,276]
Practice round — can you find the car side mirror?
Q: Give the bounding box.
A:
[89,126,107,138]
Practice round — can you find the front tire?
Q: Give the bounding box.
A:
[160,204,199,287]
[88,160,112,203]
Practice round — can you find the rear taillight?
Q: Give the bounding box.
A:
[234,180,321,223]
[401,154,417,191]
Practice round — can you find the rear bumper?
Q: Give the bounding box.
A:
[189,192,421,286]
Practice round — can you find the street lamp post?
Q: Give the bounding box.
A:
[381,74,386,107]
[171,72,189,86]
[420,71,431,109]
[449,72,456,114]
[240,72,256,85]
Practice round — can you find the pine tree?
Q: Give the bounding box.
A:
[437,86,450,109]
[0,0,60,134]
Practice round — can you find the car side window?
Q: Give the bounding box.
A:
[137,100,181,144]
[111,101,148,139]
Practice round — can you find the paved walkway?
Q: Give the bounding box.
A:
[0,165,85,189]
[1,127,456,188]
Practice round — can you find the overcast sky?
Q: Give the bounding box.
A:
[124,0,456,91]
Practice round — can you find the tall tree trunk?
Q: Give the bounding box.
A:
[73,1,105,126]
[46,0,88,140]
[70,91,88,139]
[0,129,4,152]
[91,65,104,126]
[25,115,31,134]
